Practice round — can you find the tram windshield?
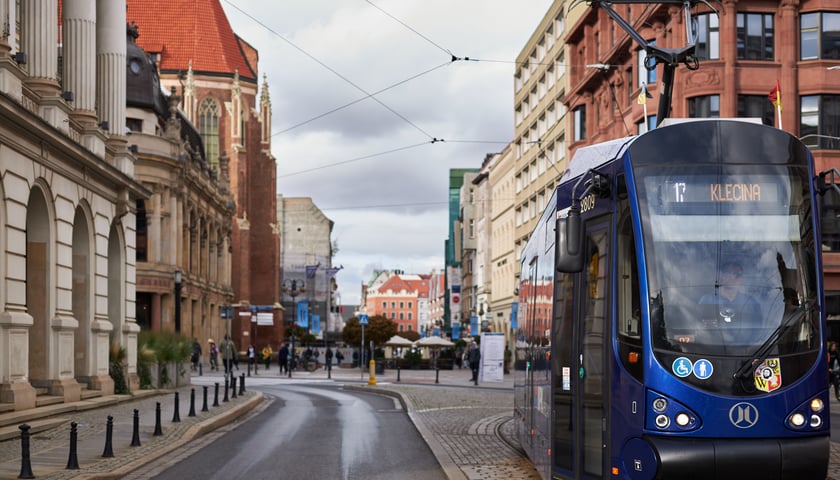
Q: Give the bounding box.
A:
[636,165,819,366]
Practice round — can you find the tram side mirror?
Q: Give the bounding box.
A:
[556,209,584,273]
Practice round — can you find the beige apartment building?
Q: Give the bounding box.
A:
[489,146,517,335]
[512,1,581,283]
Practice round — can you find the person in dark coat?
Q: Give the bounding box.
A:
[278,343,289,374]
[830,341,840,400]
[325,347,334,368]
[468,342,481,382]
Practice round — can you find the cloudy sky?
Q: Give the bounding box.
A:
[221,1,553,305]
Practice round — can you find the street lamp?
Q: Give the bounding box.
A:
[174,270,182,333]
[282,279,306,378]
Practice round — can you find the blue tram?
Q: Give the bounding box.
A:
[514,119,830,480]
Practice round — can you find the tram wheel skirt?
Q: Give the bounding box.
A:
[636,435,829,480]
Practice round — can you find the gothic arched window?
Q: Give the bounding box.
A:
[199,97,220,168]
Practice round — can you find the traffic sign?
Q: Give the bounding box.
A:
[359,314,369,325]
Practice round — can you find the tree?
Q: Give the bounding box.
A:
[401,330,420,342]
[341,315,397,348]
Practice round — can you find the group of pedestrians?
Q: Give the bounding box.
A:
[188,337,357,376]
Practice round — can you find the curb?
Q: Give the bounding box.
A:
[72,392,265,480]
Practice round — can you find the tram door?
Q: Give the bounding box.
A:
[553,218,609,479]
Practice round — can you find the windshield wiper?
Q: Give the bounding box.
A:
[733,302,809,380]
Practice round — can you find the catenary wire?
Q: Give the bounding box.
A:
[222,0,435,140]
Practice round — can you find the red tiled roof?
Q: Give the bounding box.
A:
[126,0,256,80]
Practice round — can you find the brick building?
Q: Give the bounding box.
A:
[127,0,283,349]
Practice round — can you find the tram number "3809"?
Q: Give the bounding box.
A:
[580,194,596,213]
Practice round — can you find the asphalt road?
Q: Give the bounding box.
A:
[147,383,446,480]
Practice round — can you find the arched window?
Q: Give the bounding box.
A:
[199,98,220,168]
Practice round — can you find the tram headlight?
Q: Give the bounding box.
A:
[654,414,670,429]
[810,415,822,428]
[652,398,668,412]
[675,412,691,427]
[810,398,824,412]
[790,413,806,427]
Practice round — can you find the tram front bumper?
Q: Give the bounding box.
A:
[622,434,828,480]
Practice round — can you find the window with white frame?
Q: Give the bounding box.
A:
[538,154,546,175]
[539,76,546,99]
[574,106,586,141]
[547,104,556,127]
[515,105,522,126]
[638,42,657,86]
[556,13,565,38]
[547,66,555,90]
[556,52,566,79]
[695,13,720,60]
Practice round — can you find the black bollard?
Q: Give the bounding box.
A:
[397,365,401,382]
[247,362,251,377]
[153,402,163,436]
[223,377,229,402]
[172,392,181,422]
[231,375,237,399]
[102,415,114,458]
[213,382,220,407]
[474,371,478,386]
[188,388,196,417]
[18,424,34,479]
[202,385,209,412]
[239,373,245,395]
[328,361,332,379]
[131,409,142,446]
[199,362,203,376]
[66,421,80,470]
[435,365,440,384]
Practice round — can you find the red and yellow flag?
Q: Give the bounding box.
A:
[768,80,782,111]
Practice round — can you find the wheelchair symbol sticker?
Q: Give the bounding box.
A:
[693,359,713,380]
[672,357,693,378]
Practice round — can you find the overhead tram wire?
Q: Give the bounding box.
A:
[272,61,451,137]
[222,0,435,140]
[276,135,513,179]
[277,141,431,179]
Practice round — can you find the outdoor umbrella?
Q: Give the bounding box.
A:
[385,335,415,347]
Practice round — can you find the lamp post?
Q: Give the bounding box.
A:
[282,279,306,378]
[174,270,182,333]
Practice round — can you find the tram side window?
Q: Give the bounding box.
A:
[617,196,644,381]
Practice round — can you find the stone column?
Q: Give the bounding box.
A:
[21,0,59,96]
[95,0,125,136]
[62,0,97,126]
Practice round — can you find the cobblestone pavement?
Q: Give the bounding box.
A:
[0,379,261,480]
[1,364,839,480]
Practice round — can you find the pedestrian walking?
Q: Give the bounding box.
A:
[221,335,237,374]
[191,338,202,372]
[247,345,256,371]
[278,342,289,374]
[830,341,840,400]
[208,339,219,371]
[468,342,481,382]
[325,346,334,367]
[262,344,273,370]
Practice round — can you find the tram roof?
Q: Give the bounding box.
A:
[559,135,636,186]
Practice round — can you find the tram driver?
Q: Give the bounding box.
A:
[699,260,763,326]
